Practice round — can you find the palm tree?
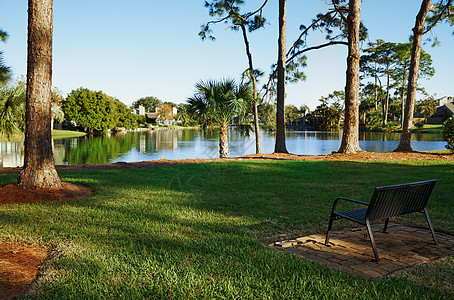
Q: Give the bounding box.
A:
[187,79,251,158]
[0,85,26,138]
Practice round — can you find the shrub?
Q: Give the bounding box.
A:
[386,121,400,132]
[443,116,454,152]
[414,121,424,131]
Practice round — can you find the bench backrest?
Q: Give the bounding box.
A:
[366,180,437,222]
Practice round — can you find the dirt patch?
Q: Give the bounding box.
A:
[0,182,93,205]
[0,151,452,298]
[0,242,50,300]
[0,183,93,299]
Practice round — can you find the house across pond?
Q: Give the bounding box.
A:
[428,96,454,124]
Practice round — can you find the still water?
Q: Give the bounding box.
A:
[0,128,447,167]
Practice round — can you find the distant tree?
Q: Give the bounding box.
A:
[314,91,345,129]
[17,0,62,189]
[0,28,11,84]
[443,116,454,152]
[299,104,310,116]
[156,103,174,123]
[361,40,399,127]
[201,0,269,154]
[131,96,161,112]
[63,88,118,134]
[116,100,138,130]
[258,102,276,130]
[360,41,434,128]
[416,96,437,122]
[50,87,65,128]
[175,103,195,126]
[187,79,250,158]
[284,105,300,126]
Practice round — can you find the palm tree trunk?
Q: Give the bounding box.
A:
[396,0,433,152]
[275,0,289,153]
[17,0,62,190]
[219,120,229,158]
[338,0,362,154]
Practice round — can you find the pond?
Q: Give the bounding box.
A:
[0,128,447,167]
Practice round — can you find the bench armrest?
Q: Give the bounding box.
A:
[335,197,369,206]
[330,197,369,215]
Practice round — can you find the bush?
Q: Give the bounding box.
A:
[414,121,424,131]
[443,116,454,152]
[386,121,400,132]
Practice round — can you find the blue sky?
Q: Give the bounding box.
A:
[1,1,453,110]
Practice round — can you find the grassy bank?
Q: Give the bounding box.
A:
[51,130,87,140]
[0,130,86,142]
[0,160,453,298]
[413,124,444,134]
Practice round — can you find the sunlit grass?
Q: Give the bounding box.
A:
[0,160,453,298]
[51,130,86,140]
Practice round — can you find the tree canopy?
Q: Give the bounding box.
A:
[0,28,11,84]
[63,88,137,134]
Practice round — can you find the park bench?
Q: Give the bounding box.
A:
[324,179,438,262]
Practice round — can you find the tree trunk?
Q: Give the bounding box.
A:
[400,70,407,128]
[383,67,390,127]
[275,0,288,153]
[17,0,62,190]
[240,24,261,154]
[338,0,362,154]
[395,0,433,152]
[219,120,229,158]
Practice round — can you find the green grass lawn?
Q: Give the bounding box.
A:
[51,130,87,139]
[0,130,85,142]
[413,124,445,134]
[0,160,453,299]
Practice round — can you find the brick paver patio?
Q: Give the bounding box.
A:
[270,223,454,279]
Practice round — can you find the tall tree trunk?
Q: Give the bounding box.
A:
[240,24,261,154]
[219,120,229,158]
[275,0,288,153]
[400,70,407,128]
[395,0,433,152]
[374,68,378,111]
[17,0,62,190]
[338,0,362,154]
[383,67,390,127]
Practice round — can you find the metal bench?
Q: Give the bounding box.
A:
[325,179,438,262]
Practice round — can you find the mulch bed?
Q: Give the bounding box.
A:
[0,151,453,298]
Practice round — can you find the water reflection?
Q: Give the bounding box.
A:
[0,129,447,167]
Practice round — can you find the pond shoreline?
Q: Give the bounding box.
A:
[1,151,453,175]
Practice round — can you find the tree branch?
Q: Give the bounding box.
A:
[286,41,348,65]
[287,9,341,57]
[332,0,348,22]
[423,0,452,34]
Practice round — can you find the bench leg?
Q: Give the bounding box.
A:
[423,208,438,245]
[383,218,389,233]
[366,220,380,262]
[325,214,335,246]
